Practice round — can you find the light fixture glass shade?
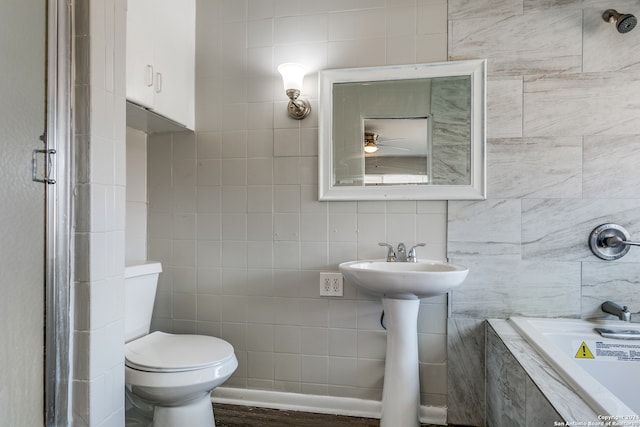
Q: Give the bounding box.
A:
[278,63,306,92]
[364,142,379,153]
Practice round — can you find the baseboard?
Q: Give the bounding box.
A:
[211,387,447,425]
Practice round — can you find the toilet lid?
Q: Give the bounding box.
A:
[125,331,235,372]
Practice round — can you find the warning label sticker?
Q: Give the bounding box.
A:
[575,341,594,359]
[573,340,640,362]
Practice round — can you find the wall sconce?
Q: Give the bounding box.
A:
[278,63,311,120]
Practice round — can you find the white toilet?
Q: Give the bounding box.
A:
[124,261,237,427]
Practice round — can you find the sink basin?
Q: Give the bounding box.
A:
[339,259,468,300]
[338,258,469,426]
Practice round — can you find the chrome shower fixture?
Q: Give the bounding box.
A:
[589,223,640,260]
[603,9,637,33]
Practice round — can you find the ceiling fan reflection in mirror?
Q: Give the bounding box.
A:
[363,132,409,154]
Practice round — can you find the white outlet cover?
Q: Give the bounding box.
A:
[319,272,343,296]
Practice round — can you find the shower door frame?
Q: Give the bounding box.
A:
[45,0,74,424]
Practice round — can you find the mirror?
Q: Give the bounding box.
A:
[319,60,486,201]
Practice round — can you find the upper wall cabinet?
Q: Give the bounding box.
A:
[126,0,195,130]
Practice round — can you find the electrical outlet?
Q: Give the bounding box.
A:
[319,272,343,296]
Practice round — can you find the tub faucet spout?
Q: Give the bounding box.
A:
[601,300,631,322]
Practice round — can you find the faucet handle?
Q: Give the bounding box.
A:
[378,242,396,262]
[408,243,426,262]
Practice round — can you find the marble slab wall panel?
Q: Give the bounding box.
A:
[523,72,640,137]
[488,137,582,199]
[448,0,523,20]
[521,199,640,262]
[447,317,486,426]
[524,0,640,13]
[522,0,582,12]
[449,9,582,76]
[523,0,640,13]
[583,135,640,198]
[581,262,640,319]
[486,325,527,427]
[524,376,561,427]
[488,320,599,423]
[487,78,523,139]
[450,259,581,318]
[448,1,640,424]
[448,199,522,259]
[431,76,472,185]
[487,321,584,426]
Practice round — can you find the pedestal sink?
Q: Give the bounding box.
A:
[339,260,469,427]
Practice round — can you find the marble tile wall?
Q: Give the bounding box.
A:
[486,323,527,426]
[448,0,640,425]
[446,317,486,423]
[431,76,471,185]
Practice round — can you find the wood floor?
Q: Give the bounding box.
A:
[213,404,444,427]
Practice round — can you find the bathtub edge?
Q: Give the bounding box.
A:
[487,319,599,424]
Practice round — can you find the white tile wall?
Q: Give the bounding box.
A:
[148,0,447,406]
[125,127,148,261]
[145,0,451,408]
[105,0,640,422]
[73,0,127,425]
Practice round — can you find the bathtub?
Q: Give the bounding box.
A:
[510,317,640,420]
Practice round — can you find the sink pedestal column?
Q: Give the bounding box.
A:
[380,298,421,427]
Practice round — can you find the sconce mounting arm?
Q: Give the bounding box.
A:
[285,89,311,120]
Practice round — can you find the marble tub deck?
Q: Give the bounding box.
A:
[487,319,600,424]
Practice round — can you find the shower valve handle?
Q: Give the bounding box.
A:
[606,236,640,247]
[589,223,640,260]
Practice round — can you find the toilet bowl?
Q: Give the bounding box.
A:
[124,262,237,426]
[125,331,237,426]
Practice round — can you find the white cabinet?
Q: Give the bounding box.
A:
[126,0,195,130]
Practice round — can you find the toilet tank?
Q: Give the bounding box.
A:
[124,261,162,342]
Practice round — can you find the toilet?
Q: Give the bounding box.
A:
[124,261,237,426]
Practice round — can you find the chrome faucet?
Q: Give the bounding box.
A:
[378,242,426,262]
[601,301,631,322]
[379,243,397,262]
[397,243,407,262]
[407,243,425,262]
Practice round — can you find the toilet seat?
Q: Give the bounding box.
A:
[126,331,235,373]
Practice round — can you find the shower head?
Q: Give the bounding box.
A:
[603,9,637,33]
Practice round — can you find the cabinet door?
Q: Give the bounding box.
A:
[126,0,155,109]
[152,0,195,128]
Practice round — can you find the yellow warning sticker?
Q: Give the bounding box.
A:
[575,341,595,359]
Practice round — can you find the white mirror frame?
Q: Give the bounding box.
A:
[318,59,487,201]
